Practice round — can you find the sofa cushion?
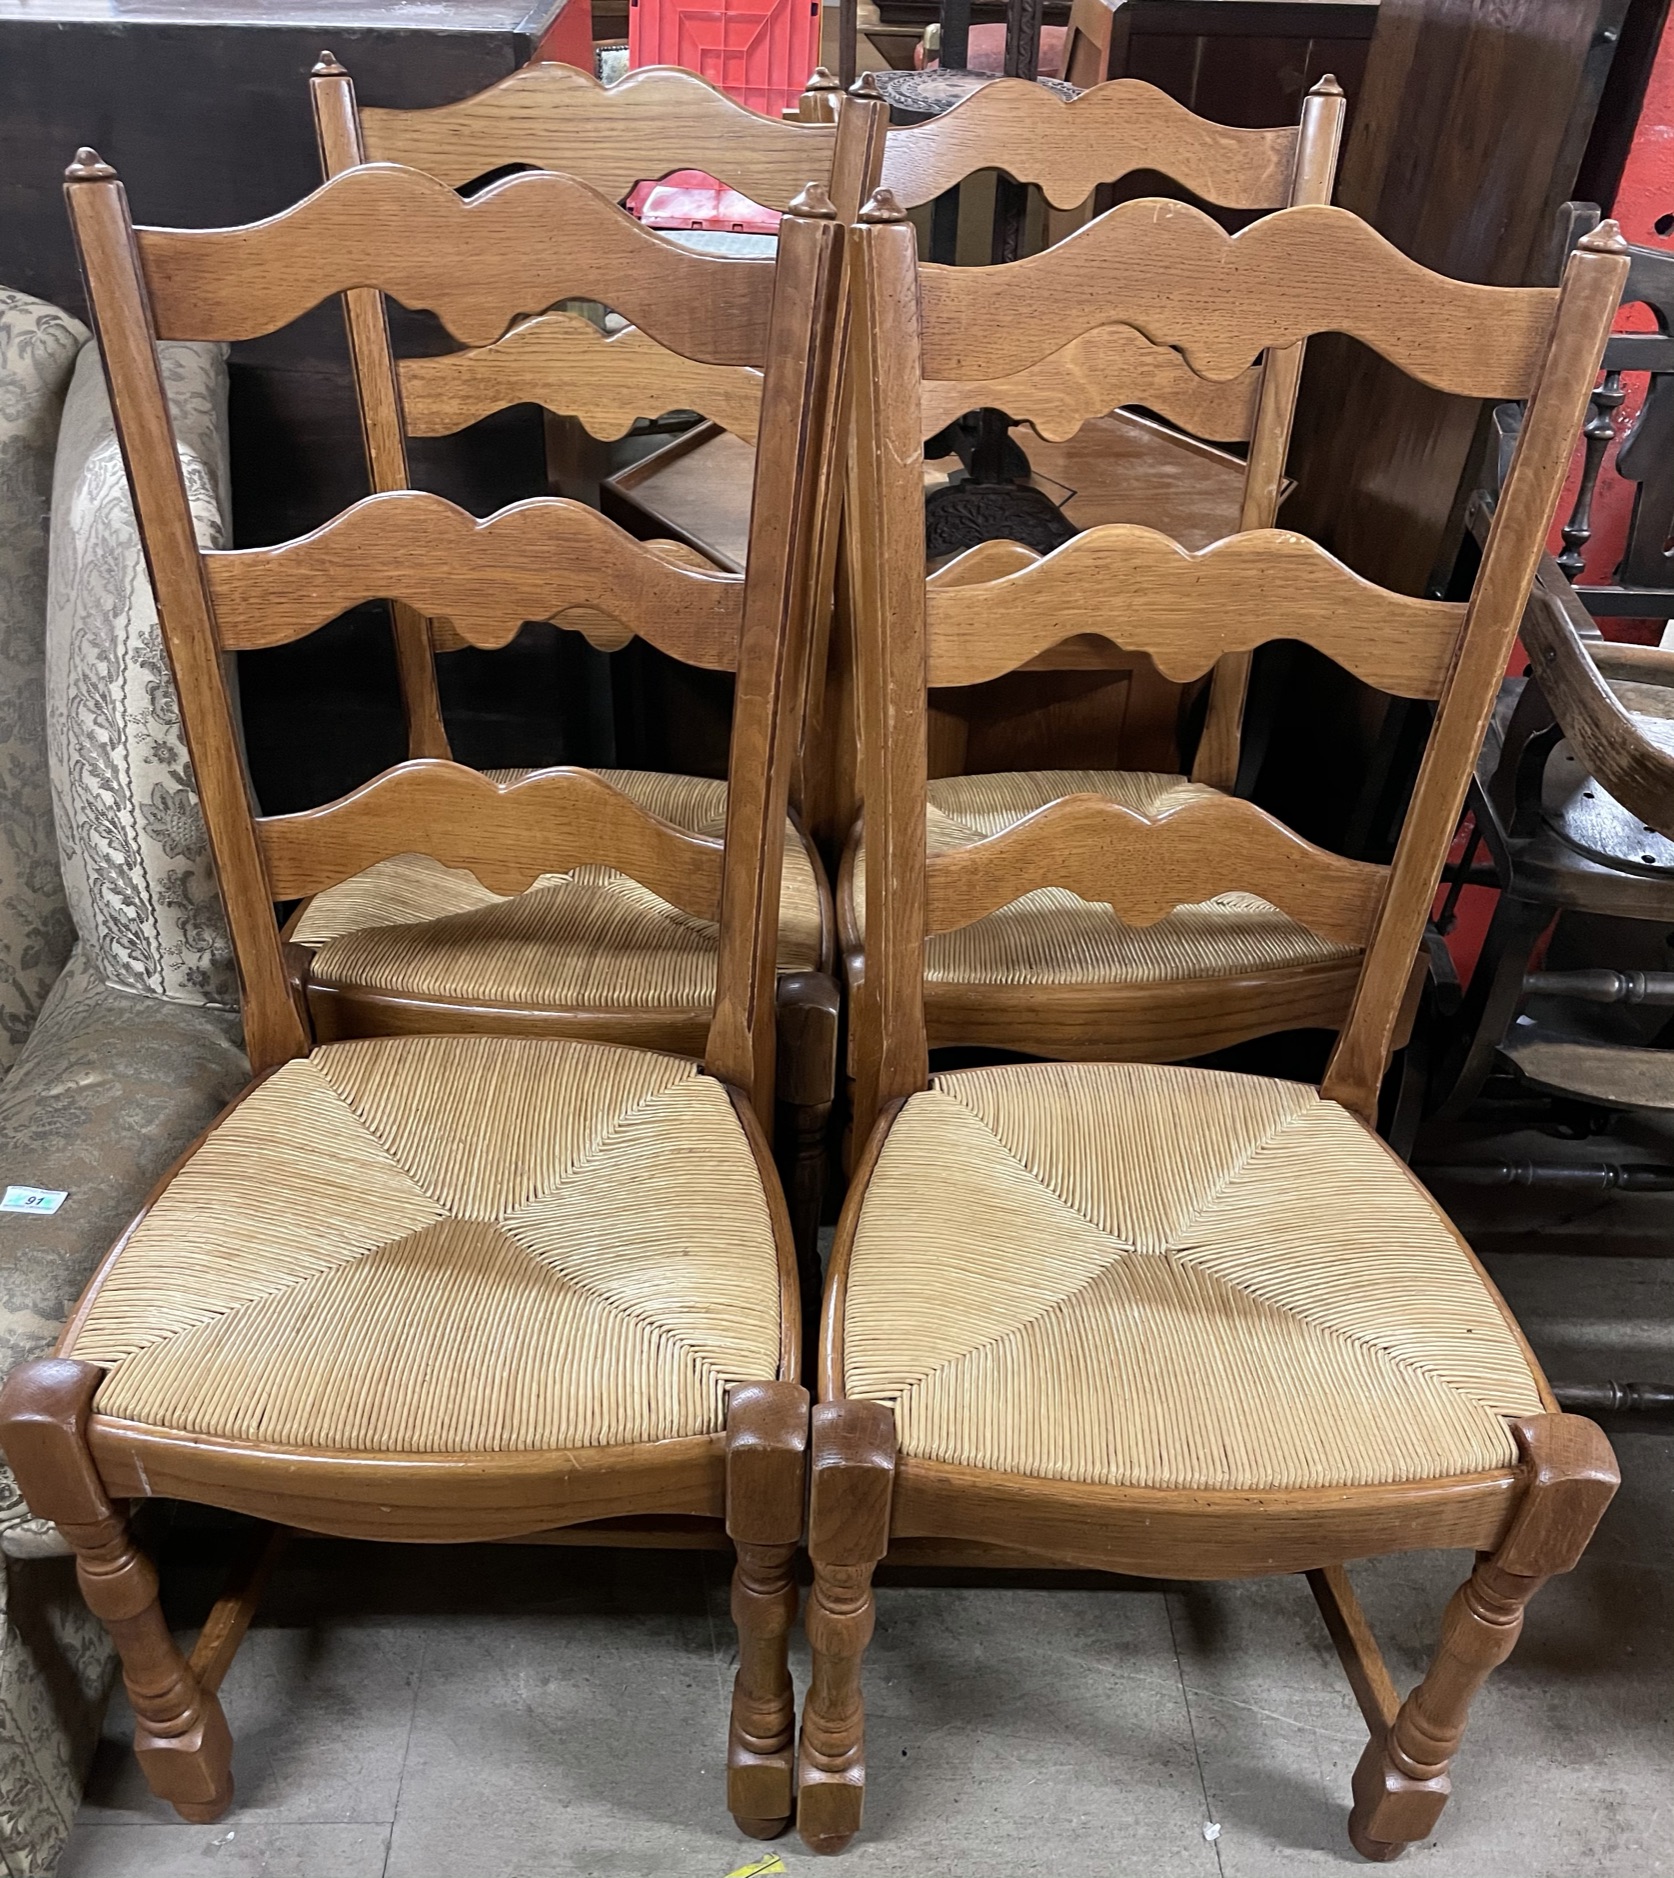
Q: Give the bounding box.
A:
[0,946,247,1556]
[46,340,236,1009]
[0,291,88,1077]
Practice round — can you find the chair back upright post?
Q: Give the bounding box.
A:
[844,189,1627,1148]
[1321,221,1631,1120]
[66,152,846,1120]
[64,149,311,1075]
[1190,72,1347,791]
[707,190,848,1106]
[310,53,450,762]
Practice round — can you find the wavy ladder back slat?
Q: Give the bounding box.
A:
[137,164,778,359]
[924,527,1463,695]
[360,61,843,209]
[204,492,746,667]
[846,193,1628,1143]
[877,75,1302,213]
[916,201,1559,395]
[68,149,846,1115]
[399,315,766,445]
[259,762,725,916]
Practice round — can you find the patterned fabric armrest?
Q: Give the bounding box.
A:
[0,947,248,1553]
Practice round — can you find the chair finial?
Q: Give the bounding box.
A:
[1578,218,1629,257]
[858,187,907,224]
[1309,72,1344,97]
[804,66,841,92]
[849,70,883,98]
[788,182,839,220]
[66,148,116,183]
[313,49,348,76]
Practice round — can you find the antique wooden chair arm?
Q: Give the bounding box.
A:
[1520,556,1674,838]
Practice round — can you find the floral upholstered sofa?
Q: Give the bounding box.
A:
[0,288,248,1874]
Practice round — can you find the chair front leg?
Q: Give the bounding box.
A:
[1348,1413,1617,1861]
[797,1398,896,1855]
[725,1380,810,1837]
[0,1358,234,1821]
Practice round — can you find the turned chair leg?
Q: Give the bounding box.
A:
[0,1358,234,1821]
[798,1399,895,1855]
[1348,1413,1618,1862]
[725,1380,810,1838]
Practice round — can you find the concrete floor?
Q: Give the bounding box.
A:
[57,1251,1674,1878]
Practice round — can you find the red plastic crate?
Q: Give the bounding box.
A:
[627,0,821,122]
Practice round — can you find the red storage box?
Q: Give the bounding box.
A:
[627,0,821,122]
[626,169,781,232]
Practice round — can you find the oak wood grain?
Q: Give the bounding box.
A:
[705,206,848,1112]
[925,525,1464,695]
[258,760,724,911]
[400,310,764,443]
[140,163,778,360]
[206,491,744,664]
[921,788,1388,944]
[916,200,1558,395]
[888,1458,1520,1578]
[921,325,1259,446]
[90,1417,728,1543]
[65,159,307,1074]
[878,75,1299,212]
[844,216,931,1148]
[362,60,840,208]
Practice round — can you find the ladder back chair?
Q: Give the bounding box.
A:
[0,152,844,1839]
[793,70,1347,851]
[800,192,1627,1858]
[308,54,864,1267]
[840,111,1521,1093]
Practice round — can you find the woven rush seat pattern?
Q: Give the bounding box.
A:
[851,770,1356,987]
[64,1033,785,1452]
[293,769,824,1009]
[841,1060,1545,1491]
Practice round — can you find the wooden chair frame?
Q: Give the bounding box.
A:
[308,55,878,766]
[308,58,877,1275]
[803,70,1346,859]
[0,153,845,1837]
[800,194,1627,1858]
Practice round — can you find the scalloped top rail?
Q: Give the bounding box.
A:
[916,202,1559,396]
[138,165,777,360]
[922,788,1388,946]
[925,526,1466,698]
[257,759,725,915]
[921,325,1260,446]
[880,77,1299,213]
[400,312,765,443]
[361,62,839,205]
[205,492,745,667]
